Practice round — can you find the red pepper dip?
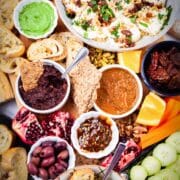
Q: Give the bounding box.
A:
[96,68,138,115]
[19,65,67,110]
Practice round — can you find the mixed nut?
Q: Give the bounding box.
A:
[116,114,148,143]
[27,140,69,179]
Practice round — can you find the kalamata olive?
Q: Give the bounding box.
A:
[39,168,48,180]
[33,146,42,157]
[28,162,38,175]
[48,166,57,179]
[31,156,40,166]
[40,147,54,158]
[58,159,68,169]
[54,141,67,151]
[54,163,65,173]
[41,141,54,147]
[41,156,55,167]
[57,150,69,160]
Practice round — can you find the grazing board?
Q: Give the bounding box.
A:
[0,0,180,180]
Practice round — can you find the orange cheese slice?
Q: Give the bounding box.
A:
[136,92,166,126]
[118,50,142,73]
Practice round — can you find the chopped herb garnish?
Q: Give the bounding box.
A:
[91,0,98,12]
[111,23,120,38]
[158,13,164,20]
[130,15,137,23]
[87,8,92,14]
[81,20,90,30]
[124,0,131,4]
[139,22,148,27]
[115,2,122,10]
[161,6,172,30]
[83,31,88,38]
[100,5,115,22]
[73,20,80,26]
[73,19,90,31]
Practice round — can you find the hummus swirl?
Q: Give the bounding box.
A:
[19,2,55,36]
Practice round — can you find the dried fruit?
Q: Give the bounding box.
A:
[147,47,180,91]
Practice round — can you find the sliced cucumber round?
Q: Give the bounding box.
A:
[167,155,180,176]
[130,165,148,180]
[154,168,179,180]
[166,131,180,153]
[153,143,177,167]
[148,175,161,180]
[142,156,161,176]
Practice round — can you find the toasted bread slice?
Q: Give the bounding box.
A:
[0,125,13,155]
[27,38,64,61]
[0,25,25,58]
[0,0,19,29]
[0,57,27,75]
[0,71,14,103]
[70,168,95,180]
[1,147,28,180]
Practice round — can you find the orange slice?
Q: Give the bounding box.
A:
[136,92,166,126]
[118,50,142,73]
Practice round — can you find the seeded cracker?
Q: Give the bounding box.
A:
[20,61,44,91]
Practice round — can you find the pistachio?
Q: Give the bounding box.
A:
[88,46,117,68]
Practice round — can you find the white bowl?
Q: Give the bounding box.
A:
[15,59,70,114]
[27,136,76,180]
[71,111,119,159]
[58,165,127,180]
[94,65,143,119]
[55,0,178,52]
[13,0,58,39]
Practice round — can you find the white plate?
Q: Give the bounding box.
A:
[55,0,178,52]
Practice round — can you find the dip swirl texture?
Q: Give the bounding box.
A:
[19,2,55,36]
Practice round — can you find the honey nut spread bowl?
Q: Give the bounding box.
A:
[94,65,143,119]
[27,136,76,180]
[15,59,71,114]
[13,0,58,39]
[71,111,119,159]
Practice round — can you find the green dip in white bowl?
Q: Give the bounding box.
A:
[13,0,58,39]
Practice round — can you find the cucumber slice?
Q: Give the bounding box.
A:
[167,155,180,176]
[148,175,161,180]
[153,143,177,167]
[155,169,179,180]
[130,165,148,180]
[142,156,161,175]
[166,131,180,153]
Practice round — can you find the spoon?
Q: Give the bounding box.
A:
[103,142,126,180]
[61,47,89,79]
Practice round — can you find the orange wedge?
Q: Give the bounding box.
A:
[118,50,142,73]
[136,92,166,126]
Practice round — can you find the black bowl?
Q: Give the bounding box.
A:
[141,41,180,97]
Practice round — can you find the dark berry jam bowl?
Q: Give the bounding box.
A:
[141,41,180,97]
[16,59,71,114]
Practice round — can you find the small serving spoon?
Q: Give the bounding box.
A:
[103,142,126,180]
[61,47,89,79]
